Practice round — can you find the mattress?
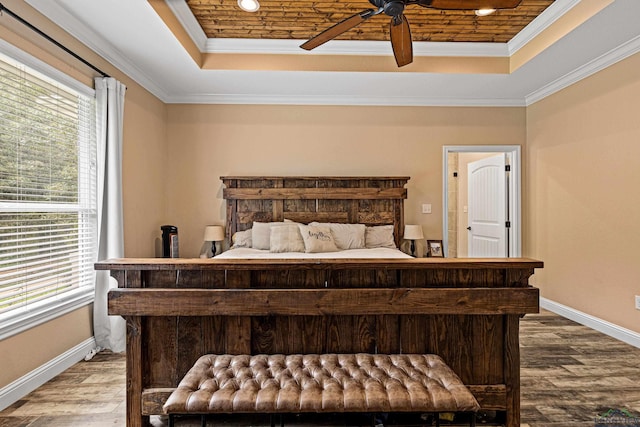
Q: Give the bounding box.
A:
[216,247,412,259]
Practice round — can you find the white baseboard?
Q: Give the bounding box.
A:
[0,337,97,412]
[540,297,640,349]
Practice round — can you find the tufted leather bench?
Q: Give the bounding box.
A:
[163,353,479,426]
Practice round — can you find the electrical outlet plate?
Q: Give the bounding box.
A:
[635,295,640,310]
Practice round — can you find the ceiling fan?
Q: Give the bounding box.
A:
[300,0,523,67]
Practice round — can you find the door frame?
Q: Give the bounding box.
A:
[442,145,522,258]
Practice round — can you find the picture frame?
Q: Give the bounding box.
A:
[427,240,444,257]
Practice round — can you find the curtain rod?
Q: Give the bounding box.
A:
[0,2,110,78]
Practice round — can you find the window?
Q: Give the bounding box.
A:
[0,47,97,338]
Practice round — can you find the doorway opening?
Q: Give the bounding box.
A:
[442,146,521,258]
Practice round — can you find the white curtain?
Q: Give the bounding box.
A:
[93,77,127,353]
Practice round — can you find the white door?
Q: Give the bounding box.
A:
[467,154,508,257]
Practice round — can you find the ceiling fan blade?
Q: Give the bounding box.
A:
[390,14,413,67]
[301,9,380,51]
[424,0,522,10]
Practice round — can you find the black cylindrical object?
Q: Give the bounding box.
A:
[161,225,179,258]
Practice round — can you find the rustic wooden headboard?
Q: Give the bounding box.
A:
[221,176,410,248]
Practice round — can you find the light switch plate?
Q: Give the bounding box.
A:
[422,204,432,214]
[635,295,640,310]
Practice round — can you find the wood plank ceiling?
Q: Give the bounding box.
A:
[187,0,555,43]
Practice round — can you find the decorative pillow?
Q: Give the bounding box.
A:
[365,225,396,249]
[269,223,305,253]
[251,221,280,250]
[310,222,366,250]
[298,224,339,253]
[231,229,252,248]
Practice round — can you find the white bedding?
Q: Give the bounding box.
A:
[216,247,412,259]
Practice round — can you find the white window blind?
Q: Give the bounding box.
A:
[0,50,97,337]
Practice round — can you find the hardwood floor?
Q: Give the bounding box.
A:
[0,352,126,426]
[519,311,640,427]
[1,310,639,426]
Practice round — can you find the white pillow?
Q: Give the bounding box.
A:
[269,223,305,253]
[365,225,396,249]
[298,224,339,253]
[310,222,366,250]
[231,229,252,248]
[251,221,280,250]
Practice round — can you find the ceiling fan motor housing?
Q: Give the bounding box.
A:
[370,0,405,16]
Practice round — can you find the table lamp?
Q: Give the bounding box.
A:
[203,225,225,257]
[403,224,424,257]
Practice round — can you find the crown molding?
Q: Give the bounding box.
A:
[24,0,172,102]
[205,38,508,57]
[508,0,582,55]
[172,0,575,58]
[526,33,640,105]
[164,93,526,107]
[23,0,637,107]
[165,0,208,51]
[167,0,509,57]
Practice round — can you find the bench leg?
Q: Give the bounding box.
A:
[435,413,440,427]
[201,415,207,427]
[168,415,174,427]
[269,414,284,427]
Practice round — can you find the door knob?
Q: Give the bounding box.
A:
[467,226,471,231]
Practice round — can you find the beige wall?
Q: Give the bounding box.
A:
[0,0,167,388]
[526,51,640,334]
[0,307,92,387]
[165,104,526,258]
[121,84,168,257]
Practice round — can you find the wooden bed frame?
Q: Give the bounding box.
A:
[98,176,542,427]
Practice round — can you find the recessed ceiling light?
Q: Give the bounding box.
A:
[238,0,260,12]
[475,8,496,16]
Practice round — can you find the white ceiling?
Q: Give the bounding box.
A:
[24,0,640,106]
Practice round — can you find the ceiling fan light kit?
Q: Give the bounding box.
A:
[475,8,497,16]
[300,0,523,67]
[237,0,260,13]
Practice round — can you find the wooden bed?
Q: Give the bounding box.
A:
[98,176,542,427]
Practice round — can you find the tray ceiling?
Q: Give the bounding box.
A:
[19,0,640,106]
[187,0,554,43]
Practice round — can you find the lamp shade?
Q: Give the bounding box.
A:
[204,225,225,242]
[403,224,424,240]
